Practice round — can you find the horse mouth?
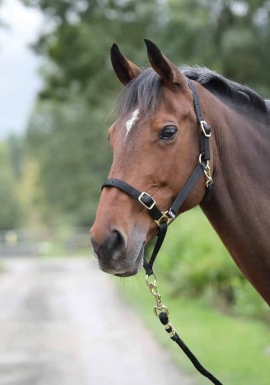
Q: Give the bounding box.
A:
[114,242,145,277]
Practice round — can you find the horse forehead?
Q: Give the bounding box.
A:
[125,109,140,134]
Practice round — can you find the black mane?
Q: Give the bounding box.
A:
[118,66,269,119]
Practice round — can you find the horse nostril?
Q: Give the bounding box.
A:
[108,229,126,255]
[90,228,126,262]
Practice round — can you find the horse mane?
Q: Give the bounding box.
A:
[182,66,268,116]
[117,66,269,120]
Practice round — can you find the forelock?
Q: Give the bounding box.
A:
[117,68,162,116]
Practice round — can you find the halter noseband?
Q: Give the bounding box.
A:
[102,78,213,276]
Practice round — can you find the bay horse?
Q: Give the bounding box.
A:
[91,39,270,307]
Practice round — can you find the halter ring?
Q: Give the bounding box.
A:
[199,154,210,168]
[154,211,174,226]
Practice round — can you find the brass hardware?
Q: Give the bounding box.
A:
[204,165,213,188]
[154,304,169,317]
[165,320,176,337]
[146,274,169,317]
[146,273,176,336]
[199,155,213,188]
[146,273,157,288]
[199,154,209,168]
[138,192,156,210]
[200,120,211,137]
[154,211,174,226]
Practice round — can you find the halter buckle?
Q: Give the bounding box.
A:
[200,121,211,137]
[138,192,156,210]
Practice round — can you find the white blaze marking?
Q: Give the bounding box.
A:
[125,109,139,140]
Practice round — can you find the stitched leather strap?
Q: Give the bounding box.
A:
[187,78,211,162]
[102,178,164,221]
[169,164,205,217]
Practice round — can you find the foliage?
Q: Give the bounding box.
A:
[20,0,270,227]
[163,0,270,96]
[0,141,23,230]
[22,0,270,97]
[23,0,165,102]
[26,97,112,226]
[154,207,270,322]
[17,0,270,317]
[118,277,270,385]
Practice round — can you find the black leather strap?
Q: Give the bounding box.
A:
[187,78,204,122]
[102,178,164,221]
[102,178,141,198]
[143,221,168,276]
[187,78,211,163]
[168,164,205,217]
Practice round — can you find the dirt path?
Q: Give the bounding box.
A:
[0,258,194,385]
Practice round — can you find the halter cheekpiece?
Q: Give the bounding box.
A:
[102,78,213,276]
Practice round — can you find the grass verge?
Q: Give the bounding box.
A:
[115,273,270,385]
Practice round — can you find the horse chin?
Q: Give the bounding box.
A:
[114,242,145,277]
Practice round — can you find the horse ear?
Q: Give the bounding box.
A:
[110,43,141,86]
[144,39,186,86]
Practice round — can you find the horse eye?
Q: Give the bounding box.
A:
[159,125,178,140]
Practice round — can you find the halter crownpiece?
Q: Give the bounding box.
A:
[102,77,213,275]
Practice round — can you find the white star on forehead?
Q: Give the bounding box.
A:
[125,109,139,141]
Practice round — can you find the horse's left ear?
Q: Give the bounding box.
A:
[144,39,186,87]
[111,43,142,86]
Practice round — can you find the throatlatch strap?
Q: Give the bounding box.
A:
[169,164,205,218]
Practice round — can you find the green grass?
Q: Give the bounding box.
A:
[115,273,270,385]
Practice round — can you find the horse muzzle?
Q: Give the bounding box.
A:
[90,227,145,276]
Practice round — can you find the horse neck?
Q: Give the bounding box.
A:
[199,91,270,305]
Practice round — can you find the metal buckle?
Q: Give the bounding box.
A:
[138,192,156,210]
[200,120,211,137]
[154,211,174,226]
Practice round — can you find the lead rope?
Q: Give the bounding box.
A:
[146,273,223,385]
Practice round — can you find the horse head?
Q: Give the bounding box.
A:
[90,40,212,277]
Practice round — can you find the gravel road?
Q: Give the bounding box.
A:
[0,257,194,385]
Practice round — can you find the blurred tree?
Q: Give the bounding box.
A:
[26,97,112,226]
[21,0,270,227]
[22,0,166,226]
[22,0,165,102]
[19,0,270,311]
[163,0,270,95]
[0,142,23,230]
[0,0,7,29]
[22,0,270,97]
[7,134,24,180]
